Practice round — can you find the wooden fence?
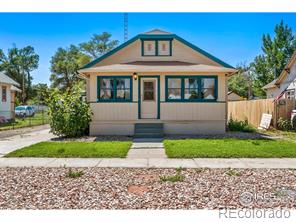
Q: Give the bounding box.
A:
[228,98,296,128]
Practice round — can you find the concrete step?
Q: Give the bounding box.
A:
[134,123,164,139]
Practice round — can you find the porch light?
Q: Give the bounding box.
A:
[133,72,138,80]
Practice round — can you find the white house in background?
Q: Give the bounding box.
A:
[227,91,244,101]
[0,72,21,120]
[263,52,296,99]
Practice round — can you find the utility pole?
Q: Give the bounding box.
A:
[124,13,128,42]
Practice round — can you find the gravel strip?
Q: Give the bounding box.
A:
[51,135,133,142]
[0,167,295,209]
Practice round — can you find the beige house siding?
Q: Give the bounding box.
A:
[94,39,221,67]
[89,73,227,135]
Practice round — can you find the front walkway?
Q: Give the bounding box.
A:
[1,157,296,168]
[127,138,166,158]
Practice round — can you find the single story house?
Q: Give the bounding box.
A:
[78,29,236,136]
[0,72,21,120]
[263,52,296,100]
[228,91,244,101]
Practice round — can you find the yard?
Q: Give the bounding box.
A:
[6,141,132,158]
[0,112,49,131]
[164,138,296,158]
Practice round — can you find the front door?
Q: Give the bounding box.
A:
[141,78,158,119]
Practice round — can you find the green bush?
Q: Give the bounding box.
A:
[228,118,256,132]
[277,117,292,131]
[47,85,92,137]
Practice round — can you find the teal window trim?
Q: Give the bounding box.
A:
[141,39,173,57]
[165,75,218,102]
[138,76,160,119]
[97,76,133,102]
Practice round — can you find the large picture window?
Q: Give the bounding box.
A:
[166,76,217,102]
[97,76,132,102]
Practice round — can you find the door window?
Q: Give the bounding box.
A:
[143,81,155,101]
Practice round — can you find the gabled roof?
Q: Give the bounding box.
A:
[143,29,172,35]
[275,51,296,85]
[262,78,278,90]
[0,72,19,86]
[81,30,234,69]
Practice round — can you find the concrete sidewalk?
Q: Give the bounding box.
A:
[0,128,56,157]
[0,157,296,168]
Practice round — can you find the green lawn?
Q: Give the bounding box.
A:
[6,141,132,158]
[164,138,296,158]
[0,112,49,131]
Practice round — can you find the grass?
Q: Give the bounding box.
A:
[5,141,132,158]
[67,169,84,178]
[160,168,185,182]
[0,112,49,131]
[164,138,296,158]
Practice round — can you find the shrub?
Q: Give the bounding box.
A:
[228,118,256,132]
[47,84,92,137]
[277,117,292,131]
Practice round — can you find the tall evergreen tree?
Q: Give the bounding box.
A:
[252,20,296,97]
[0,46,39,103]
[79,32,119,59]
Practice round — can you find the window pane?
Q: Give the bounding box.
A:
[100,89,113,99]
[185,78,198,88]
[168,78,181,88]
[201,78,215,88]
[116,78,130,89]
[168,89,181,99]
[116,89,130,100]
[144,91,154,101]
[158,40,170,56]
[144,41,156,55]
[184,89,198,100]
[201,88,215,99]
[100,79,114,89]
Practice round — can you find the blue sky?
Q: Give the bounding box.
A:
[0,13,296,85]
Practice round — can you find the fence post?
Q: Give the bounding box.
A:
[273,101,278,129]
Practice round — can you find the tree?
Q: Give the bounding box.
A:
[0,46,39,103]
[228,63,254,99]
[79,32,119,59]
[29,83,50,105]
[50,45,90,91]
[251,20,296,97]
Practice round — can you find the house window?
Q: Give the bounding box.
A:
[286,90,295,99]
[201,78,216,100]
[143,40,156,56]
[158,40,170,56]
[97,76,132,102]
[184,78,199,99]
[167,78,182,100]
[2,86,7,102]
[166,76,217,102]
[142,39,172,56]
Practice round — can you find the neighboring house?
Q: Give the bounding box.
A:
[0,72,21,120]
[263,52,296,99]
[228,91,244,101]
[78,29,236,136]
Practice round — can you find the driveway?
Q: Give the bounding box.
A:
[0,126,56,156]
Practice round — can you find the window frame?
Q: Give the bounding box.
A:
[97,76,133,102]
[2,85,7,102]
[165,75,218,102]
[141,39,172,57]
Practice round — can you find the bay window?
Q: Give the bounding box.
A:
[166,76,217,102]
